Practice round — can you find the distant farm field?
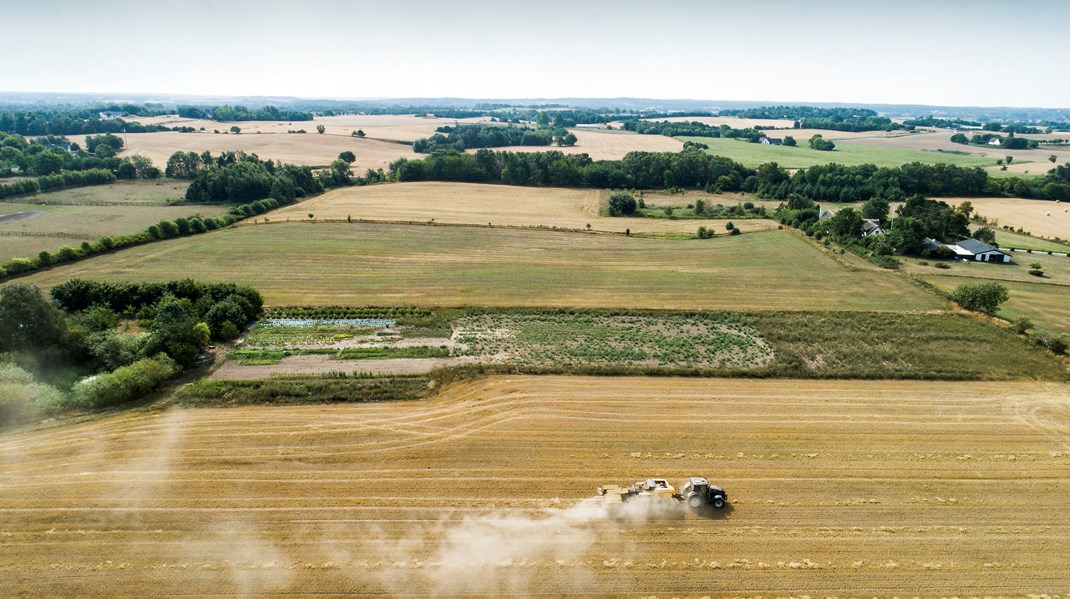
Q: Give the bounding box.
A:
[0,201,228,261]
[120,131,421,174]
[943,196,1070,240]
[268,182,777,234]
[490,128,682,160]
[677,136,997,169]
[3,376,1069,596]
[14,223,944,311]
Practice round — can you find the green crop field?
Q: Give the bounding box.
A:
[677,136,997,169]
[13,222,944,311]
[0,201,229,261]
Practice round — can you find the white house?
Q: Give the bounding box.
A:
[948,238,1011,263]
[98,111,123,119]
[987,136,1003,146]
[759,137,783,145]
[861,219,884,236]
[818,207,836,221]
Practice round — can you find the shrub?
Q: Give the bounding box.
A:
[951,282,1009,314]
[1012,316,1033,334]
[71,354,177,409]
[608,191,637,216]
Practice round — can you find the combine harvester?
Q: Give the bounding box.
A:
[597,476,727,510]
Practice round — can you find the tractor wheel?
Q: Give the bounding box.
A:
[688,496,703,508]
[712,497,725,509]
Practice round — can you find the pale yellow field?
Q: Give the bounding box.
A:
[836,130,1070,175]
[2,376,1069,597]
[119,131,421,173]
[128,114,484,141]
[266,181,777,234]
[942,196,1070,239]
[490,128,683,160]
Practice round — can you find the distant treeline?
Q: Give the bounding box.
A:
[387,149,1070,202]
[0,131,159,185]
[623,120,765,141]
[718,106,908,132]
[0,169,116,200]
[0,109,169,136]
[951,132,1040,149]
[176,104,313,122]
[903,116,983,128]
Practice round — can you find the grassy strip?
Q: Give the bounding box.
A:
[335,346,450,360]
[173,376,430,407]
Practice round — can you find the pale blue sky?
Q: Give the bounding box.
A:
[6,0,1069,107]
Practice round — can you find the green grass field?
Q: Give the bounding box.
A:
[922,274,1070,335]
[12,222,944,311]
[677,136,997,169]
[0,201,228,261]
[25,179,189,205]
[991,229,1070,252]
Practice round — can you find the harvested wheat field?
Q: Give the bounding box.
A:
[942,196,1070,239]
[268,181,777,234]
[492,128,683,160]
[2,376,1069,597]
[119,131,420,173]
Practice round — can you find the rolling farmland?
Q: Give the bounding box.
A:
[267,181,778,234]
[15,223,945,311]
[2,376,1069,597]
[0,200,228,261]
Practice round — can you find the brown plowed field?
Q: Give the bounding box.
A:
[3,376,1069,597]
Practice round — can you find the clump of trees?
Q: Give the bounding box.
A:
[808,134,835,151]
[623,120,765,142]
[0,280,264,426]
[608,191,637,215]
[951,282,1009,314]
[0,107,170,136]
[720,106,908,132]
[0,131,160,184]
[413,124,554,153]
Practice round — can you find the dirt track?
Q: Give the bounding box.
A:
[2,376,1069,596]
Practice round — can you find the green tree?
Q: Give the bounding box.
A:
[229,125,241,134]
[951,282,1008,314]
[316,124,326,134]
[782,136,797,147]
[828,207,863,239]
[887,216,928,255]
[354,129,366,138]
[971,227,997,244]
[608,191,637,215]
[0,284,68,352]
[338,150,356,163]
[861,197,890,224]
[950,133,969,144]
[140,299,209,368]
[1050,155,1058,163]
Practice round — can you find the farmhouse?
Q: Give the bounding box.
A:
[98,111,123,119]
[987,136,1003,146]
[818,207,836,221]
[759,137,783,145]
[861,219,884,236]
[947,238,1012,263]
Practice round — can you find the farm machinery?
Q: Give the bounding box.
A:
[597,476,727,509]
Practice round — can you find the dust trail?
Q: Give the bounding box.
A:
[370,496,683,596]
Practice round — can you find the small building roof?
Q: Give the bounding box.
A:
[861,219,882,232]
[954,238,1003,255]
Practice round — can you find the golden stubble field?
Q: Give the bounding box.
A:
[267,181,778,235]
[2,376,1069,597]
[942,196,1070,239]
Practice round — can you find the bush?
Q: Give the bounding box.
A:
[608,191,637,216]
[951,282,1009,314]
[71,354,177,409]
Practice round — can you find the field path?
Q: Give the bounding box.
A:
[3,376,1070,596]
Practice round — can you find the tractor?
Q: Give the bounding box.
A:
[678,476,728,509]
[597,476,728,510]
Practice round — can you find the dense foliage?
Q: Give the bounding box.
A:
[0,108,168,136]
[0,280,260,425]
[951,282,1010,314]
[389,149,754,190]
[413,124,553,153]
[0,131,160,181]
